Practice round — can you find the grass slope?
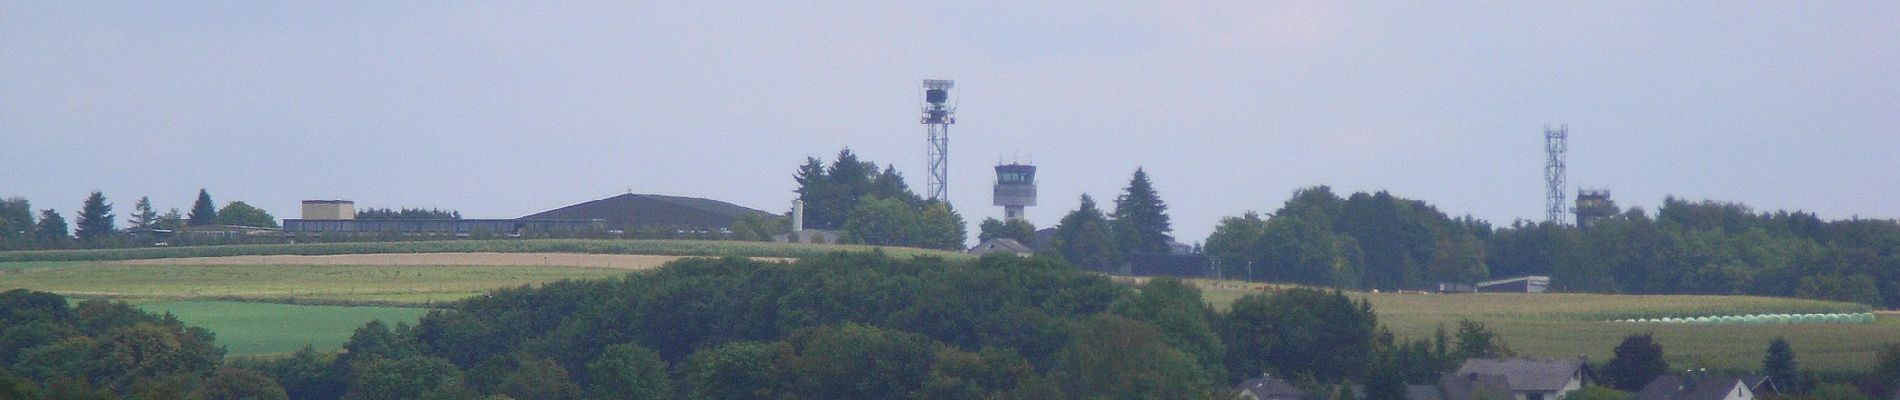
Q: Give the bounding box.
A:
[1195,281,1891,373]
[139,301,430,356]
[2,264,631,306]
[0,239,967,263]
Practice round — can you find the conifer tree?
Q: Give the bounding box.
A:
[128,196,158,230]
[1110,168,1173,254]
[74,191,115,243]
[188,189,217,226]
[1764,337,1801,394]
[1055,195,1121,271]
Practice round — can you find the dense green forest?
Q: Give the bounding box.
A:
[7,253,1900,399]
[1203,186,1900,308]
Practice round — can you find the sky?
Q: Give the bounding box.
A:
[2,2,1896,243]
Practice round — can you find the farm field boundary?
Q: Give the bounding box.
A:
[109,252,792,269]
[0,238,966,263]
[1186,279,1891,373]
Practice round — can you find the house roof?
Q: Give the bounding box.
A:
[1406,384,1446,400]
[521,193,773,230]
[968,238,1032,255]
[1454,358,1589,392]
[1236,374,1312,400]
[1634,375,1748,400]
[1439,373,1513,400]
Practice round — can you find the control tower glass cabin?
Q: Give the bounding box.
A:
[993,164,1037,221]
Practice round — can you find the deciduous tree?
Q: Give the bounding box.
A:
[1604,333,1667,391]
[34,209,70,248]
[216,201,278,228]
[588,343,671,400]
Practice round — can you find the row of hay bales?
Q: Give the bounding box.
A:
[1613,313,1877,325]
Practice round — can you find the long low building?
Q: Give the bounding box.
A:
[282,218,602,235]
[283,193,773,236]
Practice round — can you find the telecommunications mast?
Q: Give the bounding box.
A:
[1545,125,1568,224]
[921,79,956,201]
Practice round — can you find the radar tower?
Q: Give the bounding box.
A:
[921,79,956,201]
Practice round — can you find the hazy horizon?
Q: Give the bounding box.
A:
[3,2,1895,243]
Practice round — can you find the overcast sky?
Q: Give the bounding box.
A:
[3,2,1896,243]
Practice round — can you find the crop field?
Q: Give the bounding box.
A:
[137,301,431,356]
[0,253,712,306]
[1194,280,1895,373]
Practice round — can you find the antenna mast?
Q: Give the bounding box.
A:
[921,79,956,201]
[1545,125,1568,224]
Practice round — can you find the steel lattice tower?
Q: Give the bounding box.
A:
[1545,125,1568,224]
[921,80,956,201]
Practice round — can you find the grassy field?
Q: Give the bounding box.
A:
[138,300,430,356]
[0,240,962,358]
[1193,280,1892,373]
[0,239,967,263]
[2,263,635,306]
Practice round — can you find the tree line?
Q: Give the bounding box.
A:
[0,189,277,250]
[1200,186,1900,308]
[792,149,966,250]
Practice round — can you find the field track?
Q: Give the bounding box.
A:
[110,252,791,269]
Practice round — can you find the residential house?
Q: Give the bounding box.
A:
[1237,374,1313,400]
[967,238,1033,256]
[1444,358,1594,400]
[1634,375,1757,400]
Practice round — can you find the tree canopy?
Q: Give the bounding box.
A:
[793,149,965,249]
[215,201,278,228]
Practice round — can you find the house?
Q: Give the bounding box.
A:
[1410,373,1515,400]
[1446,358,1594,400]
[1236,374,1313,400]
[1634,375,1757,400]
[967,238,1033,256]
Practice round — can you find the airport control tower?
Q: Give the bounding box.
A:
[993,163,1037,221]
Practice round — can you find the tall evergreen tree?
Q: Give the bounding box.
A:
[188,189,217,226]
[1763,337,1801,394]
[34,209,70,248]
[1054,195,1121,271]
[1604,333,1668,391]
[1110,168,1173,254]
[128,196,158,230]
[74,191,115,243]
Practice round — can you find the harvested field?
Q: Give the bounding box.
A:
[112,252,789,270]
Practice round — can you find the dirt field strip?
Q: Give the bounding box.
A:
[111,252,793,270]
